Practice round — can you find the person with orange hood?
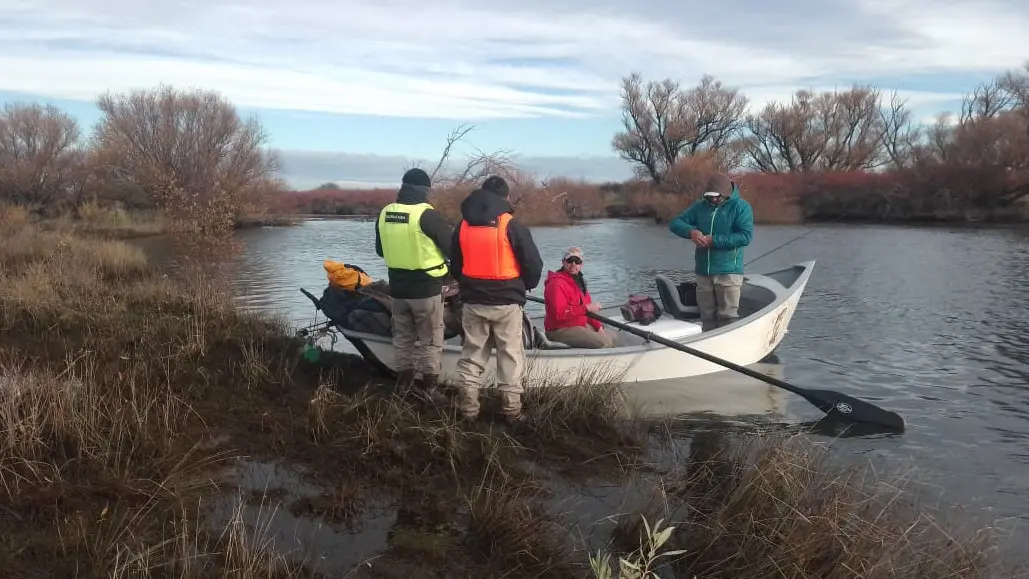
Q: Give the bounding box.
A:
[542,247,615,349]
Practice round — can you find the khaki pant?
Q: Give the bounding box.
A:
[545,325,615,349]
[455,303,525,418]
[696,274,744,331]
[391,295,445,375]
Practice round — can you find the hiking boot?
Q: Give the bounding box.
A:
[394,369,416,393]
[413,373,448,405]
[457,386,481,419]
[502,412,527,425]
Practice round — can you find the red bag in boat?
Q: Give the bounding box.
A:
[620,294,662,325]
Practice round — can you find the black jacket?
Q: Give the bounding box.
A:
[449,188,543,306]
[374,183,453,299]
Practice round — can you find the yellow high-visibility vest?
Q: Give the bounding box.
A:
[377,202,447,277]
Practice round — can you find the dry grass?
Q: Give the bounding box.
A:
[0,214,308,575]
[0,212,1019,578]
[35,200,167,238]
[601,433,1019,579]
[466,462,586,578]
[519,362,645,460]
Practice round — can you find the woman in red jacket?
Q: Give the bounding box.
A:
[542,247,616,349]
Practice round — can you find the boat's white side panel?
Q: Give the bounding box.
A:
[356,275,806,386]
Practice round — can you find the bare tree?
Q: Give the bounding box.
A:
[612,72,748,184]
[878,91,922,169]
[743,90,823,173]
[817,86,887,170]
[959,78,1016,124]
[910,112,957,164]
[743,86,886,172]
[0,102,82,208]
[417,124,520,188]
[612,73,662,183]
[999,62,1029,142]
[1000,62,1029,106]
[677,75,749,159]
[427,124,474,182]
[90,84,280,232]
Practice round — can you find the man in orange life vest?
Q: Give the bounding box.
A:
[449,175,544,423]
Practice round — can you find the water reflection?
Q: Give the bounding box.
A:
[223,218,1029,542]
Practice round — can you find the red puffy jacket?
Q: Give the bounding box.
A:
[543,269,602,333]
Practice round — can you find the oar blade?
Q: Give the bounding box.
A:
[802,389,906,432]
[523,294,907,433]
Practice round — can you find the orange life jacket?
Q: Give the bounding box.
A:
[458,213,521,280]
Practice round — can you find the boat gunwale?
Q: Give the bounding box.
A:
[328,260,816,359]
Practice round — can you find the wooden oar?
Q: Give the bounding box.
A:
[525,295,905,432]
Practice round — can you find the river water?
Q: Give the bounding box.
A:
[225,217,1029,548]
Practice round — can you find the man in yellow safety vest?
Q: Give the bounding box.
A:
[375,168,454,403]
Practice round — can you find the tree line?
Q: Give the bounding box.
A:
[0,85,283,236]
[612,63,1029,221]
[5,63,1028,230]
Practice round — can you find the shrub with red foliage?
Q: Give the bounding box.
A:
[617,156,806,224]
[283,178,605,227]
[734,173,804,224]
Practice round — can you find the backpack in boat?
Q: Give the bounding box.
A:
[324,260,373,291]
[620,294,662,326]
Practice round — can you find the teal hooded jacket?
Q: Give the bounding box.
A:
[668,185,754,276]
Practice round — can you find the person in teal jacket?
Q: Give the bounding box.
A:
[668,173,754,331]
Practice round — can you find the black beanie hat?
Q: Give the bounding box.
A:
[481,175,509,198]
[402,168,431,188]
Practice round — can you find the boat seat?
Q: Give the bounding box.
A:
[655,275,701,321]
[522,313,571,350]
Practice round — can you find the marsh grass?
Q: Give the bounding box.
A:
[465,458,586,578]
[30,200,168,239]
[0,216,313,575]
[518,362,646,462]
[599,433,1019,579]
[0,213,1020,578]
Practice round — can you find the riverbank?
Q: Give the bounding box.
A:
[2,203,300,242]
[280,169,1029,228]
[0,216,1021,577]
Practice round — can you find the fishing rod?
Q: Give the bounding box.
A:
[744,227,817,268]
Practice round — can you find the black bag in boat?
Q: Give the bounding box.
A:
[320,284,393,336]
[320,279,464,340]
[676,281,698,307]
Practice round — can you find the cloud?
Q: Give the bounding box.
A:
[1,0,1026,121]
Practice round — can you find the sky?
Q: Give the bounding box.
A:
[1,0,1027,189]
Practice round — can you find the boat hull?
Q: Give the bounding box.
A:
[336,261,815,390]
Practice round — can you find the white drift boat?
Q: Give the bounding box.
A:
[312,261,816,389]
